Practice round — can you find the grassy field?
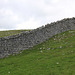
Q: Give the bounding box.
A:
[0,30,75,75]
[0,29,31,37]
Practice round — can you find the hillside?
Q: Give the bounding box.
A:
[0,29,31,37]
[0,30,75,75]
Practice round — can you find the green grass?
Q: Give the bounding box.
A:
[0,29,31,37]
[0,30,75,75]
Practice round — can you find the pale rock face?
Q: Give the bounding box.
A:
[0,17,75,58]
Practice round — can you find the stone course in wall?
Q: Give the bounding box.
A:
[0,17,75,58]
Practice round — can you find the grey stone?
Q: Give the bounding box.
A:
[0,17,75,58]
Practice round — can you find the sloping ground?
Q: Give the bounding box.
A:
[0,30,75,75]
[0,30,31,37]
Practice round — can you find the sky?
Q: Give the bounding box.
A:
[0,0,75,30]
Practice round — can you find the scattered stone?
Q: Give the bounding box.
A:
[60,46,62,48]
[47,48,50,50]
[56,62,59,64]
[20,52,22,53]
[8,72,10,74]
[40,50,43,53]
[70,45,73,47]
[43,47,45,49]
[63,33,65,36]
[54,38,56,40]
[59,39,61,41]
[52,48,54,50]
[62,54,65,55]
[71,51,73,53]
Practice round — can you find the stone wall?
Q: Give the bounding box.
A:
[0,17,75,58]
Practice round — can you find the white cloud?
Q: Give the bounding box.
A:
[0,8,20,30]
[51,0,60,3]
[0,0,75,30]
[0,8,13,16]
[16,17,41,29]
[4,0,9,3]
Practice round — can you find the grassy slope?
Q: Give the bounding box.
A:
[0,30,75,75]
[0,30,30,37]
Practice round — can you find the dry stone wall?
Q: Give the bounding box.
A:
[0,17,75,58]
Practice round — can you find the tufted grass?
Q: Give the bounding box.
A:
[0,30,75,75]
[0,29,31,37]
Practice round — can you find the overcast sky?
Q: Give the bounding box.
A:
[0,0,75,30]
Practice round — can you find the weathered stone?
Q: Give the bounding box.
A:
[0,17,75,58]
